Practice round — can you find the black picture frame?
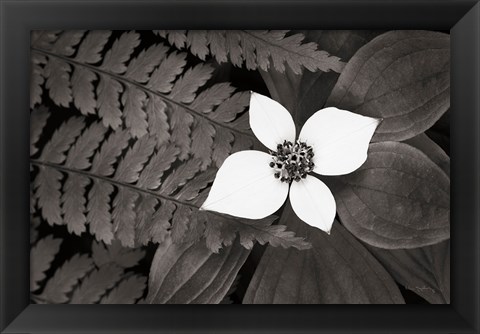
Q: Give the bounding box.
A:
[1,0,479,333]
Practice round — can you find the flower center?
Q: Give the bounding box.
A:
[269,140,315,183]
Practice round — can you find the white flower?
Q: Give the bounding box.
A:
[200,92,380,234]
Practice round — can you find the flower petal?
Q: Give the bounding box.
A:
[299,107,380,175]
[289,175,336,233]
[200,150,289,219]
[249,92,296,151]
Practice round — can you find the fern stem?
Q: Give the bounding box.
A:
[30,159,285,238]
[239,31,304,58]
[31,47,255,139]
[30,160,199,210]
[241,30,321,63]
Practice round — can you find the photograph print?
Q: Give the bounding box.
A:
[30,30,450,304]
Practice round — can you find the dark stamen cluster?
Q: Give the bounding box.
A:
[269,140,315,183]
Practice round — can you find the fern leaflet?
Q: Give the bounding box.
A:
[154,30,345,74]
[100,275,148,304]
[30,235,62,291]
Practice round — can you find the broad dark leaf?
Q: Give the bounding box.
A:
[243,204,404,304]
[70,264,123,304]
[326,30,449,141]
[295,30,384,125]
[330,141,449,249]
[364,240,450,303]
[260,30,381,125]
[376,137,450,303]
[404,133,449,176]
[146,237,249,304]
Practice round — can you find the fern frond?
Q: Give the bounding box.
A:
[71,68,97,115]
[34,167,63,225]
[62,123,107,234]
[146,51,186,93]
[70,264,124,303]
[190,82,235,113]
[170,63,214,103]
[97,74,123,129]
[38,254,94,303]
[33,117,85,226]
[31,30,61,50]
[40,116,85,164]
[125,44,169,82]
[146,94,169,147]
[31,235,147,304]
[156,30,186,49]
[30,30,309,251]
[155,30,345,74]
[175,168,216,202]
[31,111,308,252]
[30,106,50,156]
[92,240,145,268]
[137,145,180,189]
[136,199,175,245]
[44,31,86,107]
[100,275,147,304]
[112,188,139,247]
[135,195,159,242]
[87,181,116,243]
[62,174,91,235]
[31,54,47,109]
[169,105,195,160]
[171,205,197,243]
[204,214,311,253]
[65,122,107,170]
[74,30,111,64]
[122,85,148,138]
[31,31,254,168]
[87,130,131,243]
[72,31,112,114]
[115,135,155,183]
[102,31,140,74]
[160,158,201,196]
[191,118,216,170]
[211,127,234,167]
[30,236,62,291]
